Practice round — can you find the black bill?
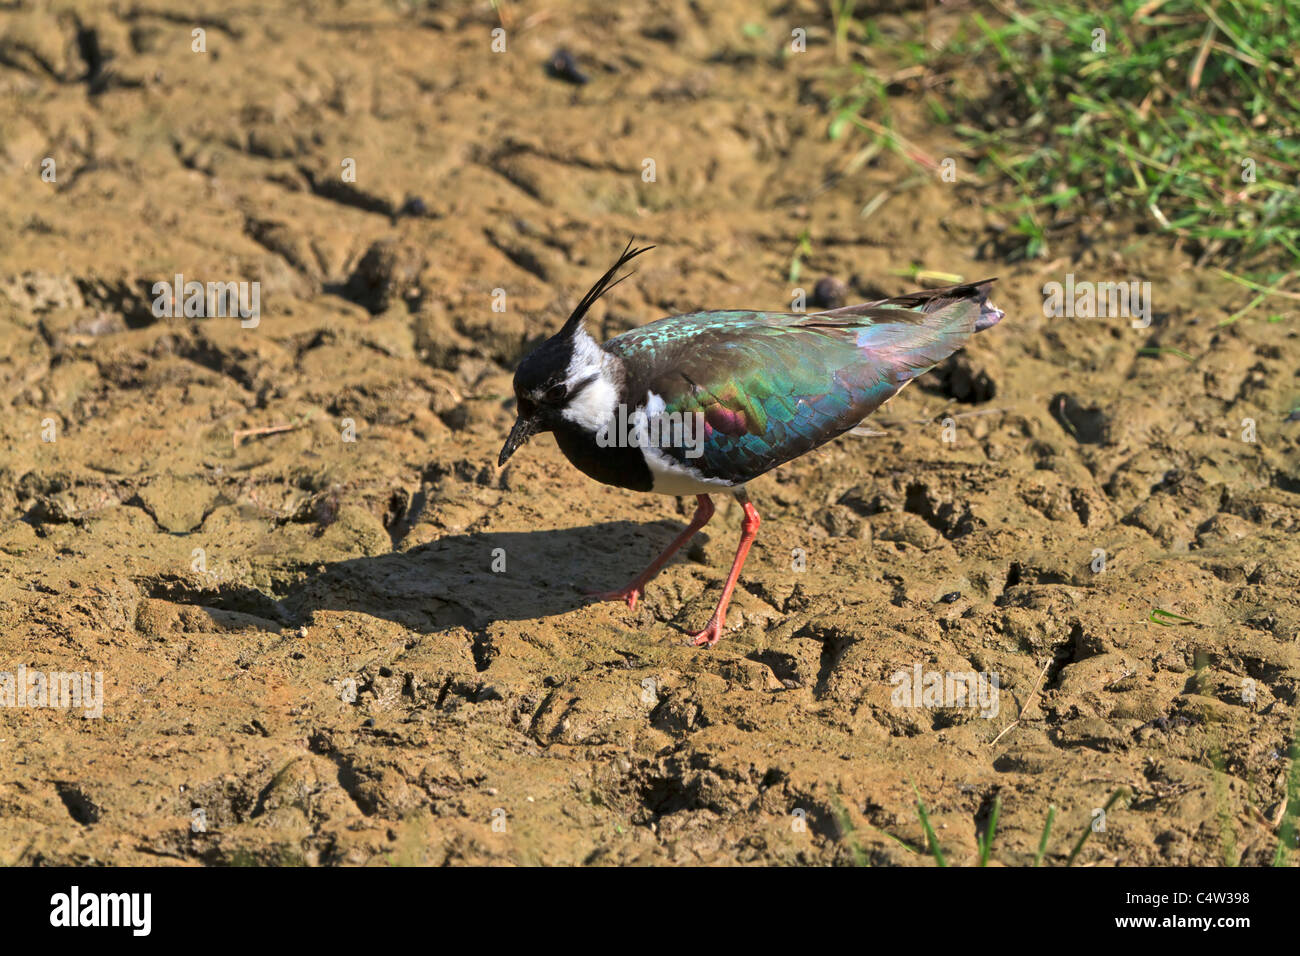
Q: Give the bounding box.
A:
[498,415,538,467]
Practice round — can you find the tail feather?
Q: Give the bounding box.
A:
[814,277,1005,333]
[976,298,1005,332]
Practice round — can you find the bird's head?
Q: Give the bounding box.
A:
[498,240,653,467]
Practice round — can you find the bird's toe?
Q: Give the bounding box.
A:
[686,622,724,647]
[585,585,642,611]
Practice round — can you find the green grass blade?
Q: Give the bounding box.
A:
[1066,789,1128,867]
[977,794,1002,867]
[1034,805,1056,866]
[912,783,948,867]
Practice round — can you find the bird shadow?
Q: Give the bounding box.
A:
[151,519,711,635]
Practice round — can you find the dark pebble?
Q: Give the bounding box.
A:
[811,276,847,309]
[939,591,961,604]
[397,195,428,218]
[547,48,589,85]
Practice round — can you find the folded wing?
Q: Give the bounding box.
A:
[606,281,994,484]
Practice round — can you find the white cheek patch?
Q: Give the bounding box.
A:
[563,376,618,431]
[559,327,620,431]
[565,325,605,380]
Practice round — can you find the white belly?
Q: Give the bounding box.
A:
[641,443,740,495]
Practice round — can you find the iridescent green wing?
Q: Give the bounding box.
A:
[606,286,989,484]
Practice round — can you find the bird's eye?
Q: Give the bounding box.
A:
[544,382,568,403]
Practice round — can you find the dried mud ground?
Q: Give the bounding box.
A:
[2,1,1299,867]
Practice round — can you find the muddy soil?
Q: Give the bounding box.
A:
[1,1,1297,866]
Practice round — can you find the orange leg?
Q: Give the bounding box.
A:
[688,493,760,647]
[587,494,715,611]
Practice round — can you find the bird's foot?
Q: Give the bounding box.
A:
[584,584,643,611]
[686,617,725,647]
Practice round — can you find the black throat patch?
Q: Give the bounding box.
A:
[550,416,654,492]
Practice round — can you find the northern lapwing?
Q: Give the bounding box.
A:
[498,242,1005,646]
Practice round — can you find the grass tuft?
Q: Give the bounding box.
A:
[829,1,1300,315]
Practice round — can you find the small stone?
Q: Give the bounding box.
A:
[812,277,847,309]
[547,48,589,85]
[397,195,428,218]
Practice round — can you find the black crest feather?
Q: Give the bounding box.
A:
[560,238,654,335]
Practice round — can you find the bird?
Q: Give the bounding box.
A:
[498,241,1005,646]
